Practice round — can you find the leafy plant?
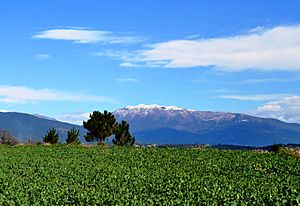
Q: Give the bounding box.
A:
[0,147,299,205]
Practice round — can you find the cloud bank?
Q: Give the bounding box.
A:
[33,28,144,44]
[121,25,300,71]
[0,85,114,104]
[56,111,91,125]
[219,93,300,123]
[219,94,291,101]
[255,96,300,123]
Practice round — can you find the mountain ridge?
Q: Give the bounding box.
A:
[113,104,300,146]
[0,105,300,146]
[0,111,86,143]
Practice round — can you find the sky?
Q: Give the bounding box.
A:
[1,0,300,125]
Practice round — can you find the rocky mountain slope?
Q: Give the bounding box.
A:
[114,104,300,146]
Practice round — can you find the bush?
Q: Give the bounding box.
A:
[269,144,283,153]
[0,130,18,145]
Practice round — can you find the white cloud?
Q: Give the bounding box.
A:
[56,111,91,125]
[219,94,291,101]
[0,85,114,104]
[93,50,135,59]
[126,25,300,70]
[185,34,203,40]
[115,78,138,83]
[257,103,282,112]
[94,51,140,67]
[254,96,300,123]
[119,62,140,68]
[93,50,166,68]
[241,77,300,84]
[218,93,300,123]
[33,28,144,44]
[35,54,51,60]
[208,89,234,93]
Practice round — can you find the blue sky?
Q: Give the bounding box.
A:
[1,0,300,124]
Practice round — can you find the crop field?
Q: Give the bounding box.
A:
[0,146,299,205]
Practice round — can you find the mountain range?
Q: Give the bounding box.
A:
[113,104,300,146]
[1,104,300,146]
[0,112,85,143]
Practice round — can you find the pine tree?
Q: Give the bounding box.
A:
[66,127,80,145]
[83,110,116,145]
[43,128,59,144]
[112,121,135,146]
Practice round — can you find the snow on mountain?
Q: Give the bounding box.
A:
[126,104,186,111]
[113,104,300,146]
[114,104,236,122]
[1,105,300,145]
[33,114,57,121]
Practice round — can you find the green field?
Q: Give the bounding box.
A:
[0,146,299,205]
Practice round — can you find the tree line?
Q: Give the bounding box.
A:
[43,110,135,146]
[0,110,135,146]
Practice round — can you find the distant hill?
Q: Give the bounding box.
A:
[0,112,86,143]
[113,104,300,146]
[1,105,300,146]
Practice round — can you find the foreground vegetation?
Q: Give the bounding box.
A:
[0,146,299,205]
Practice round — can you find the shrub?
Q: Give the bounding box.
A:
[269,144,283,153]
[0,130,18,145]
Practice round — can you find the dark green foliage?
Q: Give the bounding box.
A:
[0,146,299,205]
[269,144,283,152]
[0,130,18,145]
[43,128,59,144]
[112,121,135,146]
[66,127,80,145]
[83,110,116,144]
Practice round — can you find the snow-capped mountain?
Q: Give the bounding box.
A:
[33,114,57,121]
[114,104,300,146]
[1,105,300,146]
[114,104,245,134]
[114,104,235,122]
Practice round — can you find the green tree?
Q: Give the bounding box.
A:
[43,128,59,144]
[83,110,116,145]
[66,127,80,145]
[0,130,18,145]
[112,121,135,146]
